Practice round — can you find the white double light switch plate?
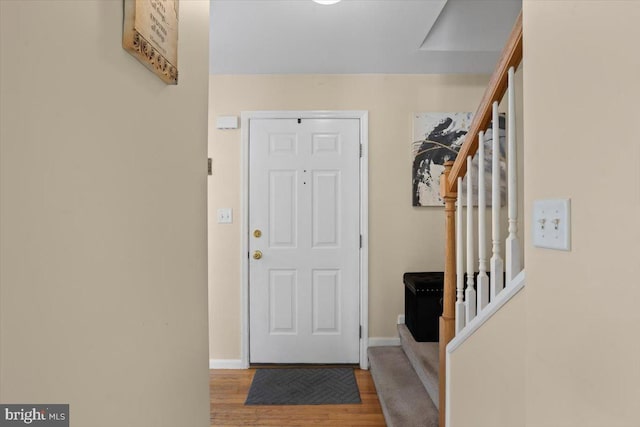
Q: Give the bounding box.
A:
[532,199,571,251]
[217,208,233,224]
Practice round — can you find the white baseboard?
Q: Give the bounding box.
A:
[209,359,245,369]
[368,337,400,347]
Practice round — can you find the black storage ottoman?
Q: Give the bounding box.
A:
[404,272,444,342]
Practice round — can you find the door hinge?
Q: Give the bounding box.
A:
[359,235,362,248]
[359,325,362,339]
[359,144,363,157]
[208,158,212,176]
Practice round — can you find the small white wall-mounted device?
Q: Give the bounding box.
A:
[532,199,571,250]
[215,116,238,129]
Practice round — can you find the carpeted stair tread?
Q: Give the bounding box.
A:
[368,346,438,427]
[398,323,440,409]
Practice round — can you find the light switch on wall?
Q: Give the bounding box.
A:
[217,208,233,224]
[532,199,571,250]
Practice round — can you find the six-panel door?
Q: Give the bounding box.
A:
[249,118,361,363]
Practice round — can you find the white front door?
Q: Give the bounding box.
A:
[249,117,361,364]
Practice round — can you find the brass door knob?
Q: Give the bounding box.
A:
[253,250,263,260]
[253,229,262,238]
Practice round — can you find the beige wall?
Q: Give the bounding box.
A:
[449,291,526,427]
[0,2,210,426]
[449,2,640,426]
[208,74,489,359]
[524,2,640,426]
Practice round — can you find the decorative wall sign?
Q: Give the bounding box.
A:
[412,113,506,207]
[123,0,179,84]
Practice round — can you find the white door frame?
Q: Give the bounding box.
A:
[240,110,369,369]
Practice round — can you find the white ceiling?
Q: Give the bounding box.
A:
[210,0,521,74]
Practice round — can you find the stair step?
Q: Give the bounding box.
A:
[398,323,440,409]
[368,346,438,427]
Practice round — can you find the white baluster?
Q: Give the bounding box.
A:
[505,66,521,284]
[490,101,504,299]
[465,156,476,324]
[455,177,465,334]
[477,131,489,311]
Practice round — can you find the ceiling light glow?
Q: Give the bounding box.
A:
[313,0,341,5]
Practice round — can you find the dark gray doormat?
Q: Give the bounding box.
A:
[245,368,362,405]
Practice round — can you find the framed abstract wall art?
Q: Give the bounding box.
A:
[412,112,506,207]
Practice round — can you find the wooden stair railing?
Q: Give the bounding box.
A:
[438,11,523,427]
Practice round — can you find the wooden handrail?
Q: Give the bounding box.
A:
[445,11,523,194]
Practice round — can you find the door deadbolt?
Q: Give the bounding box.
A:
[253,229,262,238]
[253,250,263,260]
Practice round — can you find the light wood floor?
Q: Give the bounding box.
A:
[210,368,386,426]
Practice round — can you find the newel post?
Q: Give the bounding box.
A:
[439,161,456,427]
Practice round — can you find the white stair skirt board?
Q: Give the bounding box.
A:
[447,270,525,353]
[210,359,245,369]
[445,270,526,427]
[368,337,402,347]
